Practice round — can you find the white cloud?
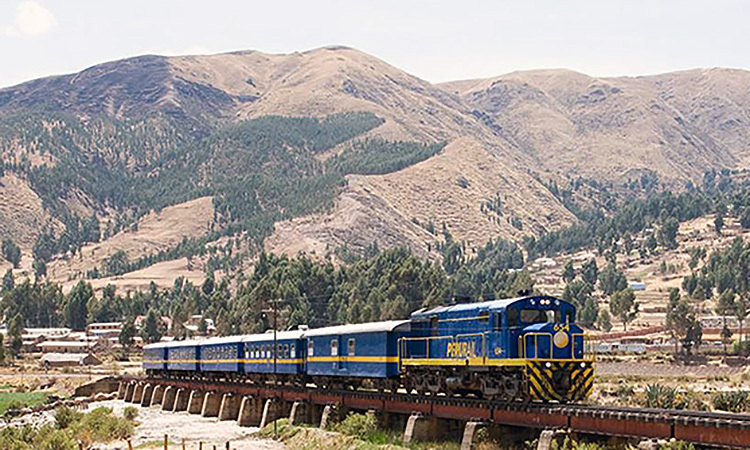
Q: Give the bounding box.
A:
[2,1,57,37]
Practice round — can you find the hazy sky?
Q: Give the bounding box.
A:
[1,0,749,88]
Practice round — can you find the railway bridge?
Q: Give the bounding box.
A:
[117,377,750,448]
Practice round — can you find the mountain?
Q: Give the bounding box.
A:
[0,47,572,287]
[441,68,750,183]
[1,46,749,290]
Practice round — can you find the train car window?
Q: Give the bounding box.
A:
[331,339,338,356]
[291,344,296,358]
[507,308,518,327]
[261,345,266,358]
[278,344,282,357]
[348,338,356,356]
[308,340,314,357]
[480,310,489,322]
[431,316,439,335]
[284,344,289,358]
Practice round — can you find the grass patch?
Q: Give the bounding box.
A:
[0,390,48,414]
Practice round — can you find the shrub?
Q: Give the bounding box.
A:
[71,406,133,445]
[54,406,83,429]
[32,424,76,450]
[333,413,377,439]
[645,384,677,409]
[712,391,750,413]
[659,441,695,450]
[122,406,139,421]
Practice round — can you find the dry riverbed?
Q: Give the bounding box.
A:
[91,400,285,450]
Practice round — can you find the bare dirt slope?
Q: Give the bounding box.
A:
[46,197,214,285]
[442,68,750,183]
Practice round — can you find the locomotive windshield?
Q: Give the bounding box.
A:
[520,309,560,324]
[508,307,569,326]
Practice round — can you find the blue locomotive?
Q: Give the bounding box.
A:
[143,295,594,402]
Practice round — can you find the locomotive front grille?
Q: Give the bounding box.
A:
[527,360,594,402]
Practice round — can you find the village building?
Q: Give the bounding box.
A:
[38,341,93,354]
[40,353,101,368]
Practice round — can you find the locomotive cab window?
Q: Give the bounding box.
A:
[347,338,356,356]
[507,308,519,327]
[308,340,314,357]
[331,339,338,356]
[493,312,502,331]
[520,309,561,324]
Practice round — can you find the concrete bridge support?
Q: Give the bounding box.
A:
[218,393,242,421]
[237,396,264,427]
[289,401,311,425]
[187,391,205,414]
[140,384,154,407]
[123,382,135,402]
[150,385,165,406]
[131,383,144,403]
[403,413,441,445]
[201,391,222,418]
[173,388,190,412]
[460,421,485,450]
[161,386,177,411]
[117,382,127,399]
[259,398,291,429]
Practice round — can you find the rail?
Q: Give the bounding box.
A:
[124,376,750,448]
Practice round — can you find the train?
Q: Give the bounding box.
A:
[143,294,594,402]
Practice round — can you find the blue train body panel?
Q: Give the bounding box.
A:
[143,343,167,371]
[166,342,200,372]
[306,321,409,379]
[241,330,305,375]
[199,336,243,372]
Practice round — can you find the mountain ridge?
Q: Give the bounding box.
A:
[1,46,750,290]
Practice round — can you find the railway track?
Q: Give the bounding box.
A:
[122,377,750,448]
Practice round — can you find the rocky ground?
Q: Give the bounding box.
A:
[95,399,285,449]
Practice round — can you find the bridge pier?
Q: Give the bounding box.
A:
[460,421,485,450]
[319,404,339,430]
[173,388,190,412]
[219,394,241,421]
[131,383,144,404]
[289,401,311,425]
[403,413,441,445]
[202,392,222,417]
[150,385,165,406]
[260,398,291,429]
[238,396,264,427]
[123,382,135,402]
[117,382,126,399]
[187,391,205,414]
[140,384,154,406]
[161,386,177,411]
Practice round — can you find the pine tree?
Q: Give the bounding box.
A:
[610,289,638,331]
[8,313,23,358]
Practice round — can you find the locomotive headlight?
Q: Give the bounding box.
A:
[553,330,570,348]
[580,362,587,369]
[545,362,552,368]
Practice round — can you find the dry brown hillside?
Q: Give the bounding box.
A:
[3,47,750,290]
[441,68,750,183]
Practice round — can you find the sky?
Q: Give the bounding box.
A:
[1,0,749,88]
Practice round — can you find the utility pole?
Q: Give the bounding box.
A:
[273,297,278,440]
